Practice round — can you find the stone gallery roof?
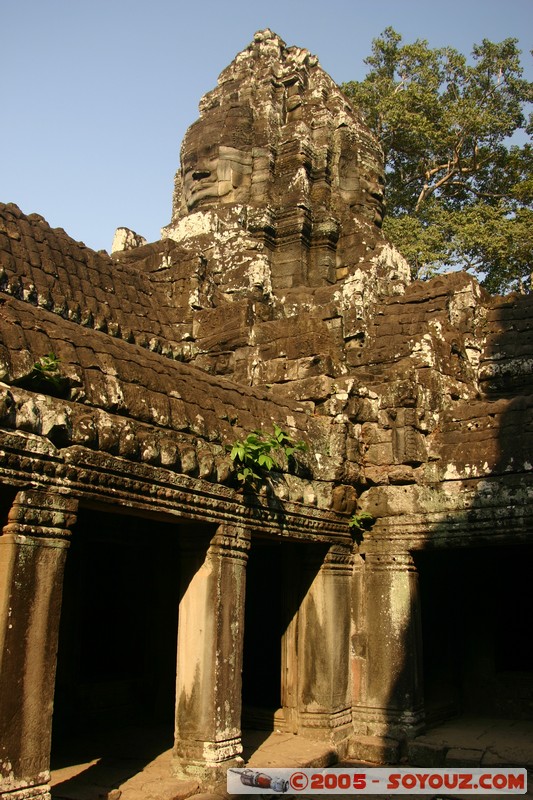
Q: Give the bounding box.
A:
[0,202,306,443]
[0,201,355,521]
[0,202,192,356]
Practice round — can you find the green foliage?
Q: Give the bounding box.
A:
[343,28,533,293]
[229,424,307,487]
[348,510,375,533]
[30,353,66,391]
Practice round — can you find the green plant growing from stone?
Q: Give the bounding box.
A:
[349,510,375,533]
[30,353,66,392]
[229,423,307,487]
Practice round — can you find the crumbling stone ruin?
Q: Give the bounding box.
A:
[1,28,532,798]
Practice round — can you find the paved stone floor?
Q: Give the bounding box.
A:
[50,726,337,800]
[407,716,533,768]
[50,718,533,800]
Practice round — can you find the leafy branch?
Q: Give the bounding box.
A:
[229,424,307,487]
[342,28,533,291]
[349,510,375,535]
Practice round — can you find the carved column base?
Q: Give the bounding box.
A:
[173,735,243,764]
[172,738,244,788]
[352,702,425,739]
[0,783,51,800]
[298,706,353,755]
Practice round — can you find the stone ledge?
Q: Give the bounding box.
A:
[445,746,485,767]
[348,735,400,764]
[407,739,448,767]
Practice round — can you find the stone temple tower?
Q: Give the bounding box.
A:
[161,28,409,299]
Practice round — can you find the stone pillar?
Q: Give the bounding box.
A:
[297,544,353,751]
[350,554,366,712]
[173,523,249,784]
[0,489,78,800]
[353,551,424,741]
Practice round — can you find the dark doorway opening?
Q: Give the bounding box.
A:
[51,508,181,764]
[0,484,18,528]
[241,537,327,733]
[242,539,283,727]
[416,544,533,726]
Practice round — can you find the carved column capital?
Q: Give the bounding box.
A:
[323,542,354,574]
[364,550,416,573]
[2,489,78,541]
[208,523,251,563]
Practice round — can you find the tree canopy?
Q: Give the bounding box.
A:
[342,28,533,294]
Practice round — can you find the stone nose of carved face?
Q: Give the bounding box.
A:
[360,176,384,214]
[182,155,219,210]
[368,189,384,211]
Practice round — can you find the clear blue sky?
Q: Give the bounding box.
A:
[2,0,532,252]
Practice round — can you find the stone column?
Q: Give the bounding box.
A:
[173,523,249,784]
[350,554,366,712]
[0,489,78,800]
[297,544,353,751]
[353,551,424,741]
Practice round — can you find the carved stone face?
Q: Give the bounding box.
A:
[360,172,386,226]
[169,30,386,230]
[181,144,253,211]
[180,102,255,212]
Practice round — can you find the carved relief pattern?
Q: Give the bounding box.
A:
[208,523,251,562]
[2,489,78,540]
